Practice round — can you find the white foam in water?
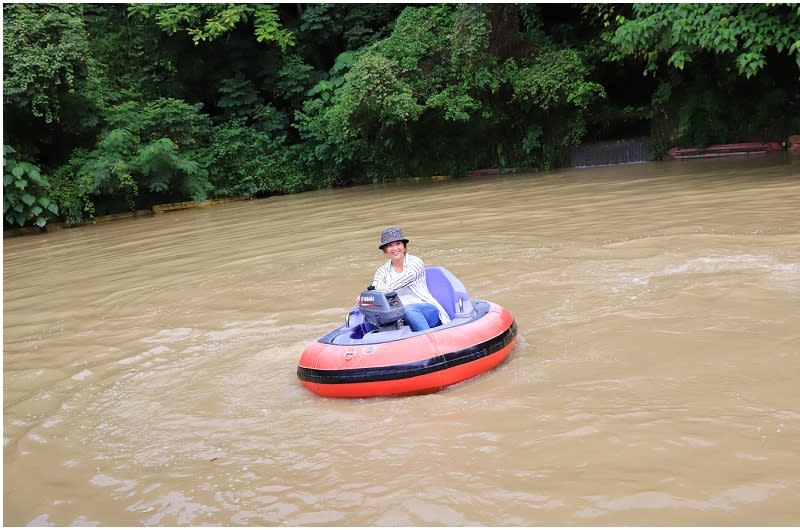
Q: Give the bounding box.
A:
[72,369,93,381]
[664,254,793,275]
[611,253,799,295]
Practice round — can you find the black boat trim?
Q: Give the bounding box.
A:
[297,320,517,385]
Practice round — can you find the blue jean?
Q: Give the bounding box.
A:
[403,303,441,332]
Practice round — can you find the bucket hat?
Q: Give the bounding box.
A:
[379,226,409,249]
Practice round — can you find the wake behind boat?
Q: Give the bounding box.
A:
[297,267,517,398]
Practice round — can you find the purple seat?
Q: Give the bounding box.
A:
[425,267,473,319]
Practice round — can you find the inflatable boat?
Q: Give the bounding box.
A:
[297,267,517,398]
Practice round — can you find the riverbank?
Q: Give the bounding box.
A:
[5,148,796,239]
[3,197,247,238]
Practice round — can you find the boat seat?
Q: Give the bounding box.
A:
[425,266,474,320]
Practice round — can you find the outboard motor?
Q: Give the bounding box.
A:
[358,288,405,331]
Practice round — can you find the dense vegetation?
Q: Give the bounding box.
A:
[4,3,799,228]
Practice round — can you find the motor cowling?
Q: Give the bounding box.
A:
[358,289,405,329]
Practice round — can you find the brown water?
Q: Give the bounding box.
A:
[4,154,800,526]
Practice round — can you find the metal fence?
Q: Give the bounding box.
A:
[570,139,653,168]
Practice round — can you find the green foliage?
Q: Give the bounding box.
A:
[507,49,606,110]
[73,98,212,216]
[500,41,606,169]
[208,106,313,196]
[298,4,405,58]
[307,51,356,102]
[217,74,261,115]
[2,1,108,168]
[607,4,800,148]
[676,82,725,147]
[47,159,90,226]
[294,5,614,177]
[2,4,97,125]
[297,5,506,181]
[3,146,60,228]
[84,4,181,103]
[611,4,800,78]
[647,64,799,150]
[294,97,361,186]
[345,53,423,124]
[275,55,318,108]
[129,4,294,50]
[376,5,499,121]
[5,2,798,228]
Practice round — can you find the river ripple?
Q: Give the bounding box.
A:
[4,153,800,525]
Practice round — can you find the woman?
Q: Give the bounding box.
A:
[371,226,451,331]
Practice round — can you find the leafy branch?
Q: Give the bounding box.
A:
[3,146,60,228]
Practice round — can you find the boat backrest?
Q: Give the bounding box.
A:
[425,266,474,319]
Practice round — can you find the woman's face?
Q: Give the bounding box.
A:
[383,240,406,260]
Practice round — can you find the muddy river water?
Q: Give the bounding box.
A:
[3,154,799,525]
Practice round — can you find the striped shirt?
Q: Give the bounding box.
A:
[372,253,451,324]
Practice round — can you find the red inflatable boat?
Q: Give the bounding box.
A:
[297,267,517,398]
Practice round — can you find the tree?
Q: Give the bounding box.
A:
[72,98,213,217]
[207,104,310,197]
[611,4,800,78]
[609,3,800,149]
[504,47,606,168]
[128,4,294,50]
[296,5,497,181]
[3,4,95,124]
[297,4,608,177]
[83,4,183,103]
[3,3,106,166]
[292,4,406,70]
